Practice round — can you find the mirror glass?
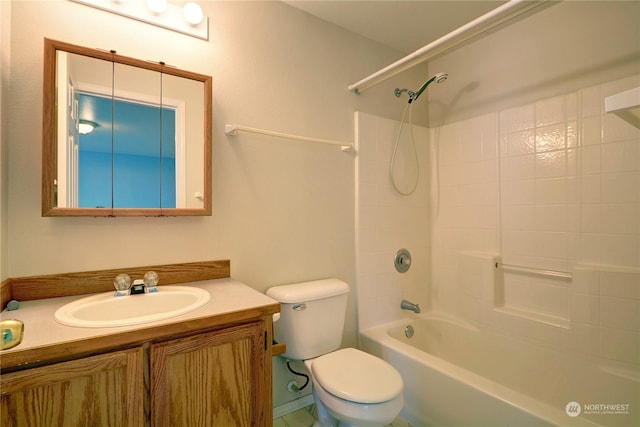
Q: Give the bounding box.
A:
[43,39,212,216]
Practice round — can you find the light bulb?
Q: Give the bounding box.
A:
[78,120,97,135]
[183,2,203,26]
[146,0,168,14]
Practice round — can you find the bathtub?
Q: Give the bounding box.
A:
[360,314,639,427]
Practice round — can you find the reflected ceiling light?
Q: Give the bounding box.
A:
[79,120,98,135]
[146,0,167,14]
[183,2,203,26]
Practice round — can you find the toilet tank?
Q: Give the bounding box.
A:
[266,278,349,360]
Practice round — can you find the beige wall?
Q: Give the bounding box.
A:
[4,0,432,409]
[0,0,10,282]
[427,1,640,126]
[4,0,424,284]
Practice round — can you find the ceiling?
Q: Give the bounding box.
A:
[283,1,507,54]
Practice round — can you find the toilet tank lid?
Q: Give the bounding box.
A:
[266,278,349,303]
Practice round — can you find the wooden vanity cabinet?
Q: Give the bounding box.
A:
[1,319,273,427]
[150,320,270,426]
[0,347,144,426]
[1,264,277,426]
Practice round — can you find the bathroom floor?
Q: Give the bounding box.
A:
[273,404,413,427]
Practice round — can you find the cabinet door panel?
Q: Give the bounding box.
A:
[150,321,268,426]
[1,347,144,427]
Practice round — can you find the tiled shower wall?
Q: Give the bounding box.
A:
[355,111,430,330]
[432,74,640,368]
[355,74,639,370]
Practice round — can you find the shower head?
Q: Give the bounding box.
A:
[393,73,449,103]
[433,72,448,84]
[408,72,448,103]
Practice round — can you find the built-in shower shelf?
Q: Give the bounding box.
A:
[605,87,640,129]
[494,261,572,328]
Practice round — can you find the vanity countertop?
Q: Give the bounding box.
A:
[0,278,280,371]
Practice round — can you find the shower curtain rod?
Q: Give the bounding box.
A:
[347,0,554,95]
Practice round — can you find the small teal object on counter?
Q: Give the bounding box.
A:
[6,299,20,311]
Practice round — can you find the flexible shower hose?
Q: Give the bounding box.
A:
[390,102,420,195]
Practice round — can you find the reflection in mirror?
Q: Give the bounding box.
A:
[78,94,177,208]
[55,50,114,209]
[43,38,212,216]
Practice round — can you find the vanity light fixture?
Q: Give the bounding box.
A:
[183,2,203,26]
[78,120,98,135]
[146,0,167,14]
[70,0,209,40]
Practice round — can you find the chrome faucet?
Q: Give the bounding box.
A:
[400,299,421,314]
[113,271,159,297]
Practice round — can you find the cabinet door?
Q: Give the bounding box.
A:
[150,320,270,427]
[1,347,144,427]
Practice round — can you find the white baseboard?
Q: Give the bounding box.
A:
[273,394,315,419]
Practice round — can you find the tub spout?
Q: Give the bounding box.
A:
[401,299,420,314]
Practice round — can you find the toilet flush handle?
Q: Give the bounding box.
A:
[293,304,306,311]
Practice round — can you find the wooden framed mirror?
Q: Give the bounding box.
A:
[42,38,212,216]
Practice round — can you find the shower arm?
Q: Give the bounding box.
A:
[393,87,421,102]
[394,88,425,104]
[395,72,446,103]
[394,88,411,98]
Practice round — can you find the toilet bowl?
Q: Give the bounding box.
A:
[266,279,404,426]
[304,348,404,427]
[310,377,404,427]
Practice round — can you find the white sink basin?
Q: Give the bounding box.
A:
[54,286,210,328]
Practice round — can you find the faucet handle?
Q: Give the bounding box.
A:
[143,271,159,293]
[113,274,131,297]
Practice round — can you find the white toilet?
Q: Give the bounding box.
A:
[266,279,403,427]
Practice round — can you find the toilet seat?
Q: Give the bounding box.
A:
[310,348,403,404]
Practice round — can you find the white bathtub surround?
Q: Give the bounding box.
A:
[454,251,499,325]
[449,252,640,368]
[355,75,639,336]
[355,112,431,330]
[432,74,638,307]
[355,75,640,426]
[571,264,640,367]
[430,74,640,361]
